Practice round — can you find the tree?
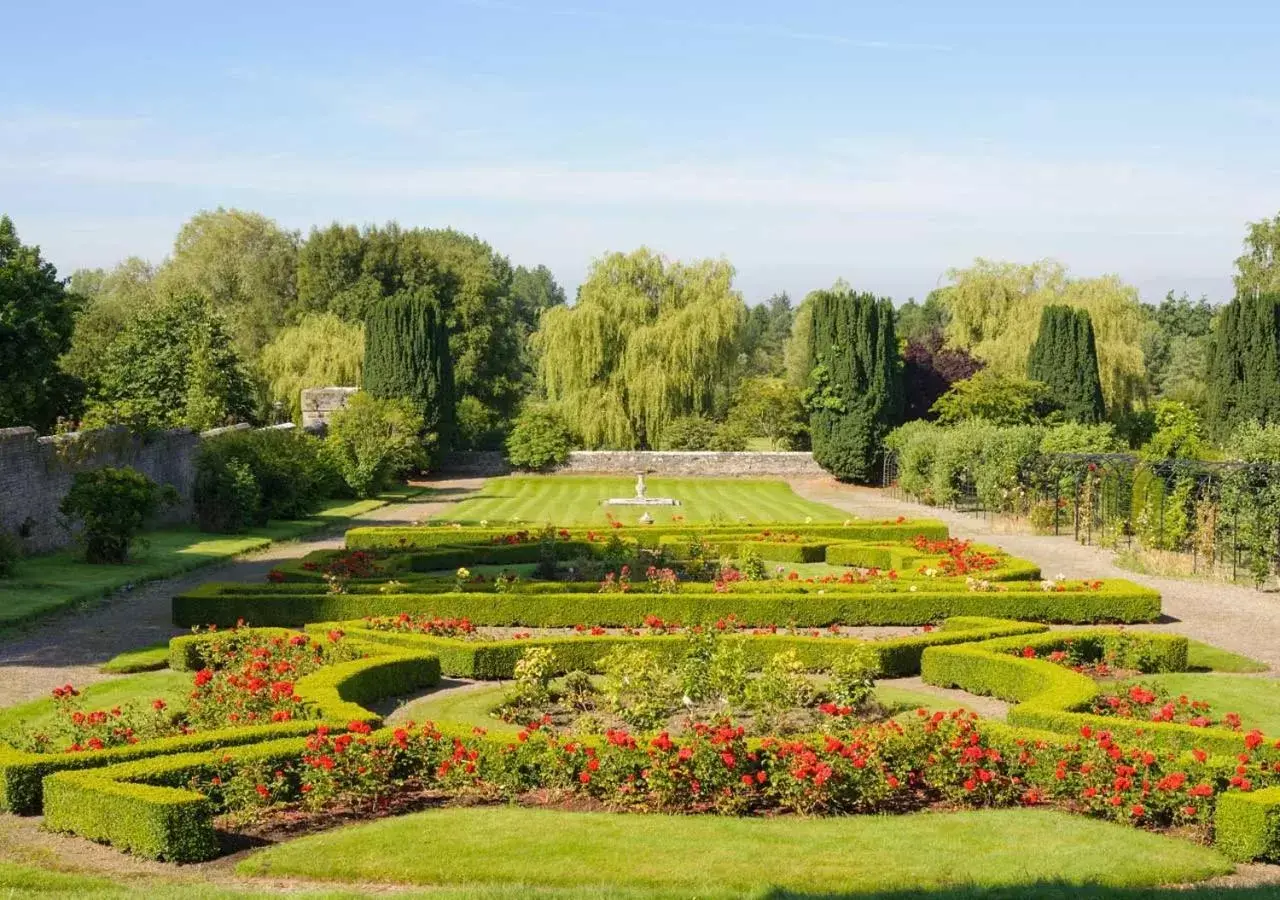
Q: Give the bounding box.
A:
[325,393,425,497]
[511,264,566,332]
[930,371,1057,426]
[155,208,299,361]
[737,293,794,378]
[83,294,254,433]
[505,404,574,469]
[901,329,983,422]
[62,258,158,386]
[894,290,950,344]
[726,377,808,449]
[1234,213,1280,298]
[940,259,1146,414]
[806,285,903,482]
[0,216,79,431]
[363,289,455,452]
[1206,292,1280,436]
[783,294,816,388]
[534,248,745,449]
[297,223,527,427]
[259,313,364,421]
[1026,305,1106,424]
[1140,291,1214,408]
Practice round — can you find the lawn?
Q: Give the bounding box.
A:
[1185,639,1269,673]
[432,476,846,526]
[237,806,1229,895]
[1123,673,1280,736]
[0,669,190,736]
[0,493,412,630]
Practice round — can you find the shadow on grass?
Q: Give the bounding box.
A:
[765,883,1278,900]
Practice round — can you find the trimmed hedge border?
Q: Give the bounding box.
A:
[1216,787,1280,862]
[174,580,1162,630]
[920,630,1274,757]
[307,615,1048,681]
[0,633,440,815]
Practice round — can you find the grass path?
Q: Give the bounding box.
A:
[236,806,1230,895]
[432,475,847,526]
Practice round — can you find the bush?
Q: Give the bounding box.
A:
[931,371,1057,426]
[455,396,506,451]
[709,419,751,451]
[195,429,341,532]
[505,405,573,470]
[194,452,259,533]
[0,530,19,578]
[325,393,426,497]
[659,415,717,451]
[59,467,176,563]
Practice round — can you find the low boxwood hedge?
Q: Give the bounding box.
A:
[308,615,1047,681]
[0,634,440,815]
[920,630,1269,757]
[173,580,1161,630]
[1215,787,1280,862]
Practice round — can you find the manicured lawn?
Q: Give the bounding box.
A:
[0,494,409,630]
[99,642,171,673]
[433,476,845,526]
[0,670,190,736]
[1185,639,1270,673]
[1124,673,1280,736]
[237,806,1229,894]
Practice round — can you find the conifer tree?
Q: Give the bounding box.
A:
[1026,305,1106,423]
[1206,292,1280,436]
[806,286,903,482]
[363,288,455,451]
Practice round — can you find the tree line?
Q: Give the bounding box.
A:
[4,208,1280,478]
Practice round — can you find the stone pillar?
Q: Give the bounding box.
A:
[301,387,360,432]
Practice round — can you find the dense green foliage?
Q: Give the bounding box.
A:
[535,249,745,448]
[806,286,903,482]
[1206,292,1280,437]
[1027,305,1106,423]
[0,216,79,431]
[324,393,426,497]
[362,290,454,451]
[930,371,1057,426]
[82,295,254,432]
[504,405,573,470]
[58,467,176,563]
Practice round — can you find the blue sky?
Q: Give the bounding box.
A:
[4,1,1280,303]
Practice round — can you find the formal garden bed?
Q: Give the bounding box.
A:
[4,511,1278,879]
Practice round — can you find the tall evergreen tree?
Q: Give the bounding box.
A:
[806,286,903,482]
[1026,305,1106,423]
[363,289,455,452]
[1206,292,1280,436]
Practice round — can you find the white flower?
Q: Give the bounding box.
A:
[924,568,937,578]
[480,519,489,528]
[909,585,918,592]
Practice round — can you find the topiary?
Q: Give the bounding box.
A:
[505,405,573,470]
[59,467,177,563]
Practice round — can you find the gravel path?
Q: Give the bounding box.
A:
[0,477,485,708]
[789,477,1280,672]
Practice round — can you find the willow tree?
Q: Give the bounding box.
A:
[533,249,745,448]
[940,259,1145,414]
[260,313,365,421]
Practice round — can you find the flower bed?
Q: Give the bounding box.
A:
[0,627,441,815]
[39,707,1280,863]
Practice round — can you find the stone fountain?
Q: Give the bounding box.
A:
[602,473,681,512]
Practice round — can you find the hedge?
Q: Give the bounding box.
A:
[173,579,1161,630]
[0,634,440,815]
[921,630,1271,757]
[344,521,951,553]
[1215,787,1280,862]
[307,616,1048,681]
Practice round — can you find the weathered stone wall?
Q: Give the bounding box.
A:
[0,426,199,554]
[560,451,825,476]
[301,387,360,431]
[438,451,512,476]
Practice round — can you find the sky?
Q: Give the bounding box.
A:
[4,0,1280,304]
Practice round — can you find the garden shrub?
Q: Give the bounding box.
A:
[659,415,718,451]
[1215,787,1280,862]
[0,529,19,578]
[505,405,573,470]
[325,393,426,497]
[59,467,177,563]
[193,451,259,533]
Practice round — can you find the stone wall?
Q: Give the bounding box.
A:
[559,451,826,477]
[0,426,200,554]
[438,451,512,476]
[301,387,360,431]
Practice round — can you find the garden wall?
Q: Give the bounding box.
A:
[557,450,826,477]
